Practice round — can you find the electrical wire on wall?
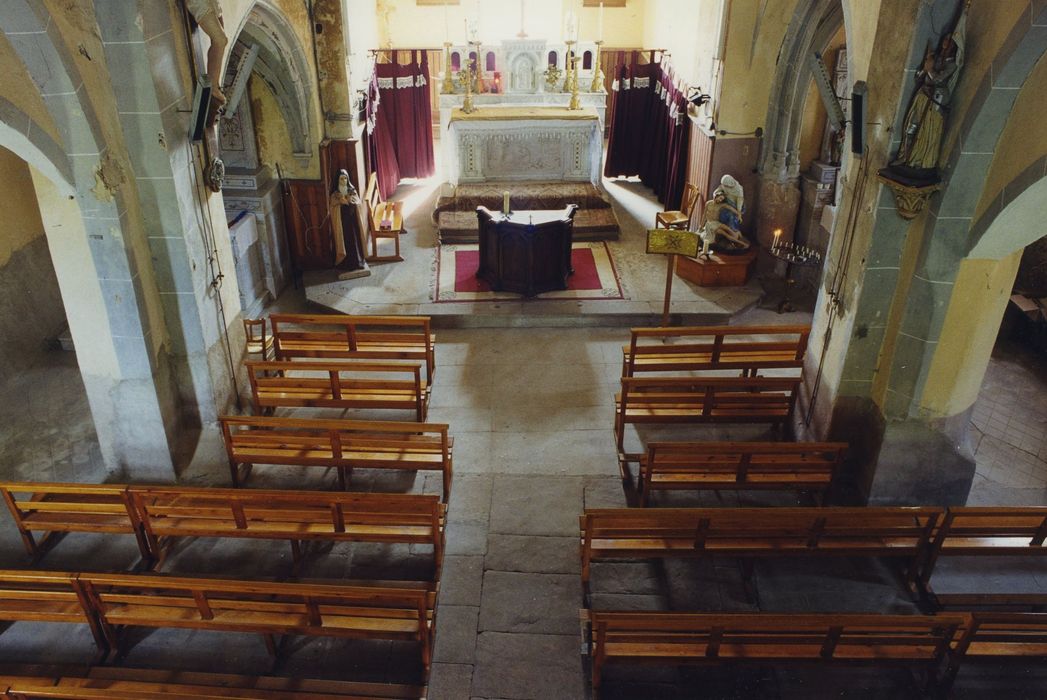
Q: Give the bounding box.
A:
[178,1,243,413]
[803,136,872,427]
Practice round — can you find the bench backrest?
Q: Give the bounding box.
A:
[580,506,942,581]
[642,440,846,489]
[245,360,426,416]
[920,506,1047,585]
[129,487,445,563]
[624,324,810,376]
[220,415,452,467]
[78,573,435,658]
[952,612,1047,657]
[589,610,963,661]
[619,376,800,419]
[269,313,434,382]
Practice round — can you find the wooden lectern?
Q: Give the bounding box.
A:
[476,205,579,297]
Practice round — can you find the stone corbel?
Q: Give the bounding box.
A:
[876,172,942,220]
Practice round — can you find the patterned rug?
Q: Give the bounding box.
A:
[434,241,624,302]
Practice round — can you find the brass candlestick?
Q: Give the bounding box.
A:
[590,40,605,93]
[442,42,456,94]
[563,40,576,93]
[470,40,485,94]
[461,58,476,113]
[568,56,582,110]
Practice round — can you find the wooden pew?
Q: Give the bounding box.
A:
[614,376,801,455]
[269,314,435,383]
[76,573,436,670]
[246,360,430,421]
[0,667,426,699]
[942,611,1047,692]
[583,610,963,698]
[219,416,453,501]
[637,441,847,506]
[129,486,446,574]
[579,506,942,590]
[0,570,107,658]
[919,507,1047,593]
[0,483,147,562]
[621,324,810,378]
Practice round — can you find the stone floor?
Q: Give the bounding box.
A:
[302,145,763,326]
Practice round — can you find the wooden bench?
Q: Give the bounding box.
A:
[77,573,436,670]
[637,441,847,506]
[0,667,426,699]
[0,483,147,562]
[269,314,435,383]
[0,571,107,658]
[614,376,801,454]
[919,507,1047,593]
[129,486,446,575]
[220,416,453,501]
[579,506,942,590]
[942,611,1047,691]
[246,360,430,420]
[583,610,963,698]
[364,172,404,263]
[621,324,810,378]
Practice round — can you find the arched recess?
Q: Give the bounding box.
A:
[226,1,318,156]
[759,0,847,183]
[1,0,182,479]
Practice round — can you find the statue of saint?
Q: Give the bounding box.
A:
[186,0,229,110]
[329,170,370,280]
[890,3,968,180]
[698,184,750,258]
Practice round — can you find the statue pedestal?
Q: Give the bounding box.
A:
[675,249,757,287]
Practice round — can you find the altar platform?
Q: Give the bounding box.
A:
[301,158,763,328]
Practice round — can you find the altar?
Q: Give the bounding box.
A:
[445,107,603,185]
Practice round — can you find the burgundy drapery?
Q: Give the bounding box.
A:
[603,52,690,208]
[365,51,435,200]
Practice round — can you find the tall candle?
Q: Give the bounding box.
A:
[773,229,782,251]
[503,191,510,215]
[598,1,605,41]
[444,3,449,42]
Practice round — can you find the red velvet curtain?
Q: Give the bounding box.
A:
[366,51,435,200]
[603,52,690,208]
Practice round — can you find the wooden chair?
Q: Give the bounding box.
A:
[583,610,964,699]
[269,313,435,383]
[654,183,701,230]
[129,486,446,575]
[245,360,430,420]
[0,667,427,699]
[219,415,454,500]
[621,324,811,378]
[0,483,148,562]
[579,506,942,591]
[364,172,404,262]
[614,376,801,457]
[637,441,847,506]
[77,573,436,669]
[243,317,274,362]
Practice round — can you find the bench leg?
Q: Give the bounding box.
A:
[290,539,303,573]
[739,560,757,603]
[338,467,349,491]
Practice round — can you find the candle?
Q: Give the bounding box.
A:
[503,191,510,215]
[773,229,781,251]
[444,3,449,42]
[565,11,576,42]
[598,1,605,41]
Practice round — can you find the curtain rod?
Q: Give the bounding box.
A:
[368,46,669,54]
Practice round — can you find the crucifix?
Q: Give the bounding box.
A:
[517,0,527,38]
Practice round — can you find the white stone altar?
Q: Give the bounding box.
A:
[446,108,603,186]
[438,38,607,184]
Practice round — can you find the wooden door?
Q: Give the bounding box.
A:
[281,179,332,271]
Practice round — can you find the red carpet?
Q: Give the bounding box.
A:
[434,242,624,302]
